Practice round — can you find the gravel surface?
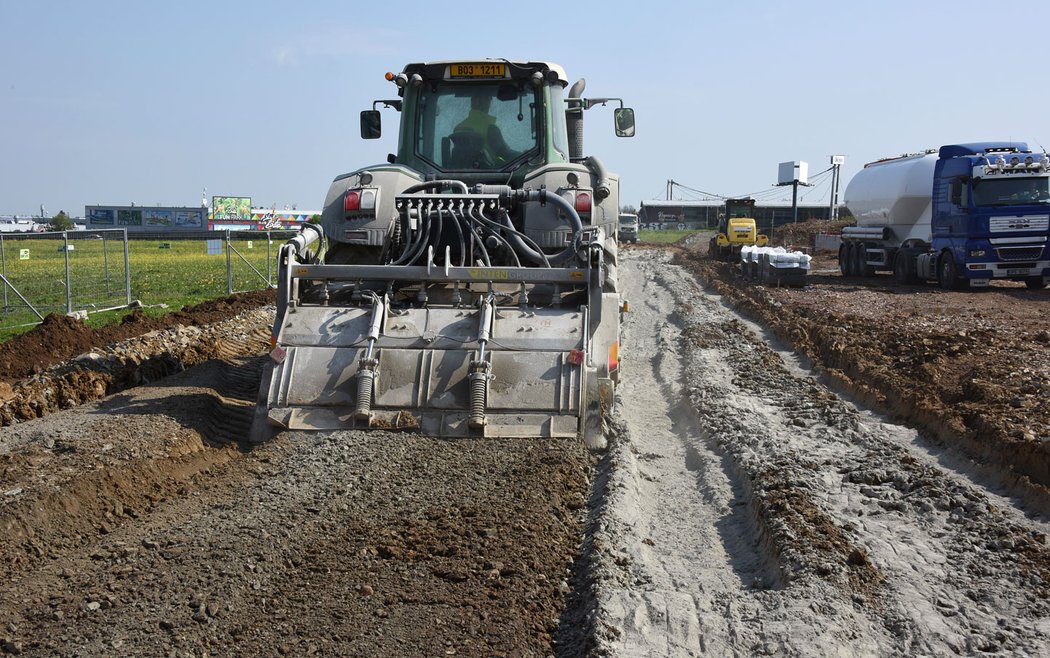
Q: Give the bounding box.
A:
[0,236,1048,656]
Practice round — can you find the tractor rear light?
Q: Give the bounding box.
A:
[344,190,361,213]
[360,188,377,211]
[575,191,592,213]
[345,188,378,215]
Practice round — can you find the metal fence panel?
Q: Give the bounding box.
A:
[0,228,296,333]
[0,229,130,329]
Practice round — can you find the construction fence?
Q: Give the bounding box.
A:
[0,229,295,333]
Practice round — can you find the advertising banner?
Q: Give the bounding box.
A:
[118,209,143,226]
[212,196,251,221]
[87,208,115,225]
[144,209,173,226]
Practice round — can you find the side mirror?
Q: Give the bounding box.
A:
[360,110,382,140]
[950,180,962,206]
[614,107,636,137]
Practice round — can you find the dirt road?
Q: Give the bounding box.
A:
[1,245,1049,656]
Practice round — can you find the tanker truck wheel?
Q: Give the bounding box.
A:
[838,244,850,277]
[938,255,962,291]
[1024,276,1047,290]
[851,244,866,278]
[893,252,917,284]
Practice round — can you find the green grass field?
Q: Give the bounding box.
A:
[0,234,282,340]
[637,229,702,244]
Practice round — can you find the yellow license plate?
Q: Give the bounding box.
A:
[449,62,506,78]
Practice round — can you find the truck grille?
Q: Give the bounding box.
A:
[989,215,1049,232]
[995,245,1044,261]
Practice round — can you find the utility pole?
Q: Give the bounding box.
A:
[829,155,845,220]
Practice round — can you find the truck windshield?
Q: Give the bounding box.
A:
[972,177,1050,206]
[415,82,539,171]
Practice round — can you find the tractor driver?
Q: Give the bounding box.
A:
[452,94,511,167]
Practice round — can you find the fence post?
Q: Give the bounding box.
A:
[123,229,131,306]
[226,230,233,295]
[63,231,73,314]
[102,231,111,297]
[1,234,7,310]
[266,230,272,287]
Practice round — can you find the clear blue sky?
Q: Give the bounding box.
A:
[3,0,1049,217]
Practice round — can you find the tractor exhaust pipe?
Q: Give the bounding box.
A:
[566,78,586,162]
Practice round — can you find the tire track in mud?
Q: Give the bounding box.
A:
[586,248,1050,656]
[587,255,781,655]
[686,286,1050,655]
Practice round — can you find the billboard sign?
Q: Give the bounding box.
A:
[118,209,143,226]
[144,209,173,226]
[212,196,251,221]
[88,207,115,224]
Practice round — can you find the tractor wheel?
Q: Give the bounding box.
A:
[1024,276,1047,290]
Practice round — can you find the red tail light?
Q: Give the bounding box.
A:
[344,190,361,212]
[575,191,592,213]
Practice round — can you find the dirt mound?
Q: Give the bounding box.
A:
[771,218,850,249]
[0,289,274,383]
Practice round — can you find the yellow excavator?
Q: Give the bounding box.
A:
[709,197,768,261]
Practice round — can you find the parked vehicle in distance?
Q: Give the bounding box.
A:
[618,213,639,243]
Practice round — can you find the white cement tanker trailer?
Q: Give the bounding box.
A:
[841,142,1050,290]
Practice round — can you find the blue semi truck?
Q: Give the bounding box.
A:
[841,142,1050,290]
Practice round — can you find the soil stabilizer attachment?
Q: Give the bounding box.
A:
[254,204,618,443]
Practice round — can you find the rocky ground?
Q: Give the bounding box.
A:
[0,226,1047,656]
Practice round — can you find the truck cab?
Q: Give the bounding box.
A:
[931,143,1050,289]
[618,213,639,243]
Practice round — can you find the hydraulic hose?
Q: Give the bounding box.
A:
[288,223,324,260]
[470,204,520,267]
[476,187,584,266]
[496,209,550,267]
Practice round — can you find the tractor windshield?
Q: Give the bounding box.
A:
[415,82,540,171]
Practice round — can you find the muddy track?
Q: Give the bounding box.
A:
[1,249,1049,656]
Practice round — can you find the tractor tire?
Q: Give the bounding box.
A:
[1025,276,1047,290]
